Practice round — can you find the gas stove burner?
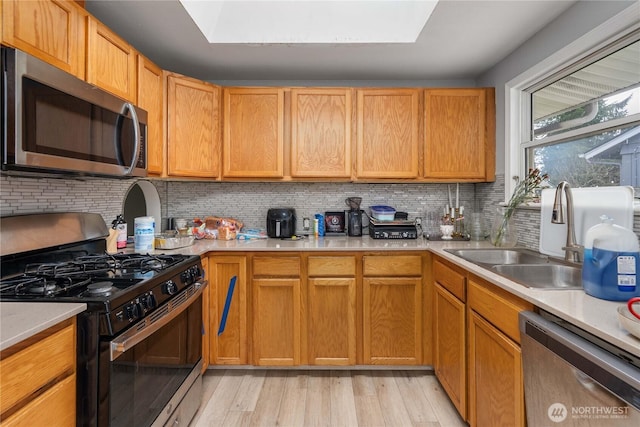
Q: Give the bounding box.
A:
[24,280,60,296]
[86,281,115,296]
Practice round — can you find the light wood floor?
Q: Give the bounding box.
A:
[191,369,466,427]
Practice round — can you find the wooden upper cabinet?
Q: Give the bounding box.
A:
[223,87,285,178]
[356,89,420,179]
[1,0,86,79]
[137,54,163,175]
[166,73,221,178]
[86,17,136,102]
[290,88,352,178]
[424,88,495,181]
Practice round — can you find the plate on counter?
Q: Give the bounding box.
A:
[617,305,640,340]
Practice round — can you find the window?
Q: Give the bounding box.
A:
[525,39,640,188]
[505,5,640,201]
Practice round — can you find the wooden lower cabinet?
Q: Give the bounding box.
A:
[252,256,301,366]
[307,255,357,365]
[362,254,423,365]
[208,255,247,365]
[468,311,524,427]
[433,283,466,419]
[0,318,76,426]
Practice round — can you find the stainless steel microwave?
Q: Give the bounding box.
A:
[1,47,147,178]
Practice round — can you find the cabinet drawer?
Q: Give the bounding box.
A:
[1,374,75,427]
[0,319,75,416]
[468,278,534,344]
[253,256,300,276]
[433,259,466,302]
[363,255,422,276]
[308,256,356,277]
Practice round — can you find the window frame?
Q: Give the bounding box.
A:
[504,4,640,202]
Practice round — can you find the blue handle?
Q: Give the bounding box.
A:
[218,275,237,336]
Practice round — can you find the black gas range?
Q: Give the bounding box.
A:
[0,212,206,427]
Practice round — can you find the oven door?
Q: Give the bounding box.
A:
[104,284,204,427]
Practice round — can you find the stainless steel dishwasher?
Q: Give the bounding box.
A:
[519,310,640,426]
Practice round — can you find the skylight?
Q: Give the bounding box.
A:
[179,0,438,44]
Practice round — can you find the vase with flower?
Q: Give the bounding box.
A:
[490,168,549,247]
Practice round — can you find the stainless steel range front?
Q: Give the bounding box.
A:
[0,212,206,426]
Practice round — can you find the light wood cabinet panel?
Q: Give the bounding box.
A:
[433,258,466,302]
[86,16,136,101]
[223,87,284,178]
[166,73,221,178]
[468,310,525,427]
[308,277,356,365]
[137,54,164,175]
[308,255,356,277]
[1,0,86,79]
[363,254,422,277]
[468,277,533,344]
[433,283,467,419]
[424,88,495,181]
[356,89,420,179]
[363,277,422,364]
[252,277,301,365]
[208,255,247,365]
[0,318,76,424]
[290,88,352,178]
[1,375,76,427]
[253,256,300,276]
[200,256,210,373]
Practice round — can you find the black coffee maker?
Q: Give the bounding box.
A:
[345,197,363,236]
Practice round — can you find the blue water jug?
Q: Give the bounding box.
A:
[582,215,640,301]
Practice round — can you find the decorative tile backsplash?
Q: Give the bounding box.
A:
[1,174,636,252]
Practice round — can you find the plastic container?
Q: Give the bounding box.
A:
[134,216,155,252]
[370,205,396,221]
[582,215,640,301]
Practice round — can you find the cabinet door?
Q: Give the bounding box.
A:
[137,54,164,175]
[86,17,136,101]
[166,74,221,178]
[468,310,524,427]
[363,277,422,364]
[356,89,420,179]
[200,256,209,373]
[223,87,284,178]
[253,277,301,365]
[1,0,86,79]
[308,277,356,365]
[424,89,493,180]
[434,283,467,419]
[291,88,352,178]
[208,255,247,365]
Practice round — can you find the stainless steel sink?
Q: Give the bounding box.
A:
[491,264,583,290]
[444,248,550,266]
[444,248,583,290]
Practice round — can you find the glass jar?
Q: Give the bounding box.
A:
[490,207,518,247]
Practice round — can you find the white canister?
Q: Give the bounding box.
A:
[134,216,155,252]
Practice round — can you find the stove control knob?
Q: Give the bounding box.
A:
[163,280,178,295]
[140,293,157,311]
[402,232,408,238]
[125,303,141,321]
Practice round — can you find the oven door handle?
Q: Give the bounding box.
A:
[110,281,207,361]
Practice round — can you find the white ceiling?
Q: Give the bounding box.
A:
[85,0,579,82]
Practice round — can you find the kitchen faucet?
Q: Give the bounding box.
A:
[551,181,583,263]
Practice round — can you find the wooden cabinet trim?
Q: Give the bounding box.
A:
[468,277,534,344]
[308,255,356,277]
[433,258,466,302]
[363,254,422,277]
[253,256,301,276]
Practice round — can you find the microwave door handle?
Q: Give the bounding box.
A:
[118,102,141,176]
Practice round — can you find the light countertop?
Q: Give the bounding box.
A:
[0,302,86,351]
[152,235,640,357]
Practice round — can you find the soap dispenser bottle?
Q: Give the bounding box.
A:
[582,215,640,301]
